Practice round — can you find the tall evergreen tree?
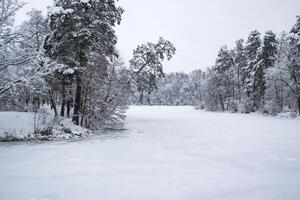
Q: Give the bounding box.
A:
[44,0,123,124]
[288,16,300,114]
[253,31,278,109]
[213,46,235,111]
[233,39,247,101]
[244,30,262,111]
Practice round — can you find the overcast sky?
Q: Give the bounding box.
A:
[15,0,300,72]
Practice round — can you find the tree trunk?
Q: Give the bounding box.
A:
[66,89,72,118]
[147,91,151,105]
[298,96,300,116]
[38,97,41,109]
[219,93,225,111]
[60,79,66,117]
[67,99,71,118]
[48,90,58,117]
[139,90,144,105]
[237,65,241,101]
[80,88,89,126]
[73,77,82,125]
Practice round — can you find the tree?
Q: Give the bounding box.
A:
[212,46,236,111]
[81,56,130,129]
[129,37,176,104]
[44,0,123,124]
[243,30,262,111]
[18,9,49,52]
[0,0,26,97]
[189,69,206,107]
[288,16,300,114]
[12,9,50,111]
[253,31,278,109]
[233,39,247,102]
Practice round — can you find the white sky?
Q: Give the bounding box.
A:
[15,0,300,72]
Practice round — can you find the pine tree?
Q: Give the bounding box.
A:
[253,31,278,109]
[288,16,300,115]
[233,39,247,102]
[44,0,123,124]
[244,30,262,111]
[213,46,235,111]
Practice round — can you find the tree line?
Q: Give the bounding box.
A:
[1,0,299,134]
[135,17,300,116]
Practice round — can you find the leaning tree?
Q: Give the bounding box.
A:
[129,37,176,104]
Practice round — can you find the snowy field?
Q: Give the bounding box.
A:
[0,106,300,200]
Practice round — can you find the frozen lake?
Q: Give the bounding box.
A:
[1,106,300,200]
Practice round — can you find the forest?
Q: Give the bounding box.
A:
[1,0,300,199]
[0,0,300,140]
[134,25,300,117]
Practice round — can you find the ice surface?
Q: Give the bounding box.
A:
[0,106,300,200]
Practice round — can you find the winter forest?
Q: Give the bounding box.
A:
[1,0,300,138]
[1,0,300,199]
[136,26,300,116]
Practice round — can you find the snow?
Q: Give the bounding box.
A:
[48,6,74,16]
[1,106,300,200]
[0,110,90,140]
[51,118,91,139]
[0,112,35,137]
[64,9,75,14]
[48,6,65,15]
[62,68,75,75]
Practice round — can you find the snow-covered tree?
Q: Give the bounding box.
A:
[189,69,206,108]
[211,46,236,111]
[11,9,50,111]
[0,0,25,98]
[44,0,123,124]
[129,37,176,104]
[243,30,262,111]
[287,16,300,115]
[253,31,278,110]
[233,39,247,102]
[81,56,130,129]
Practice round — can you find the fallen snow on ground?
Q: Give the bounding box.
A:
[0,111,35,137]
[0,106,300,200]
[0,109,90,140]
[51,118,91,139]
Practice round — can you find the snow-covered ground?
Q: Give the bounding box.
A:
[0,112,35,137]
[0,109,90,140]
[0,107,54,139]
[0,106,300,200]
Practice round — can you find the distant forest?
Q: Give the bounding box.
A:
[134,18,300,116]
